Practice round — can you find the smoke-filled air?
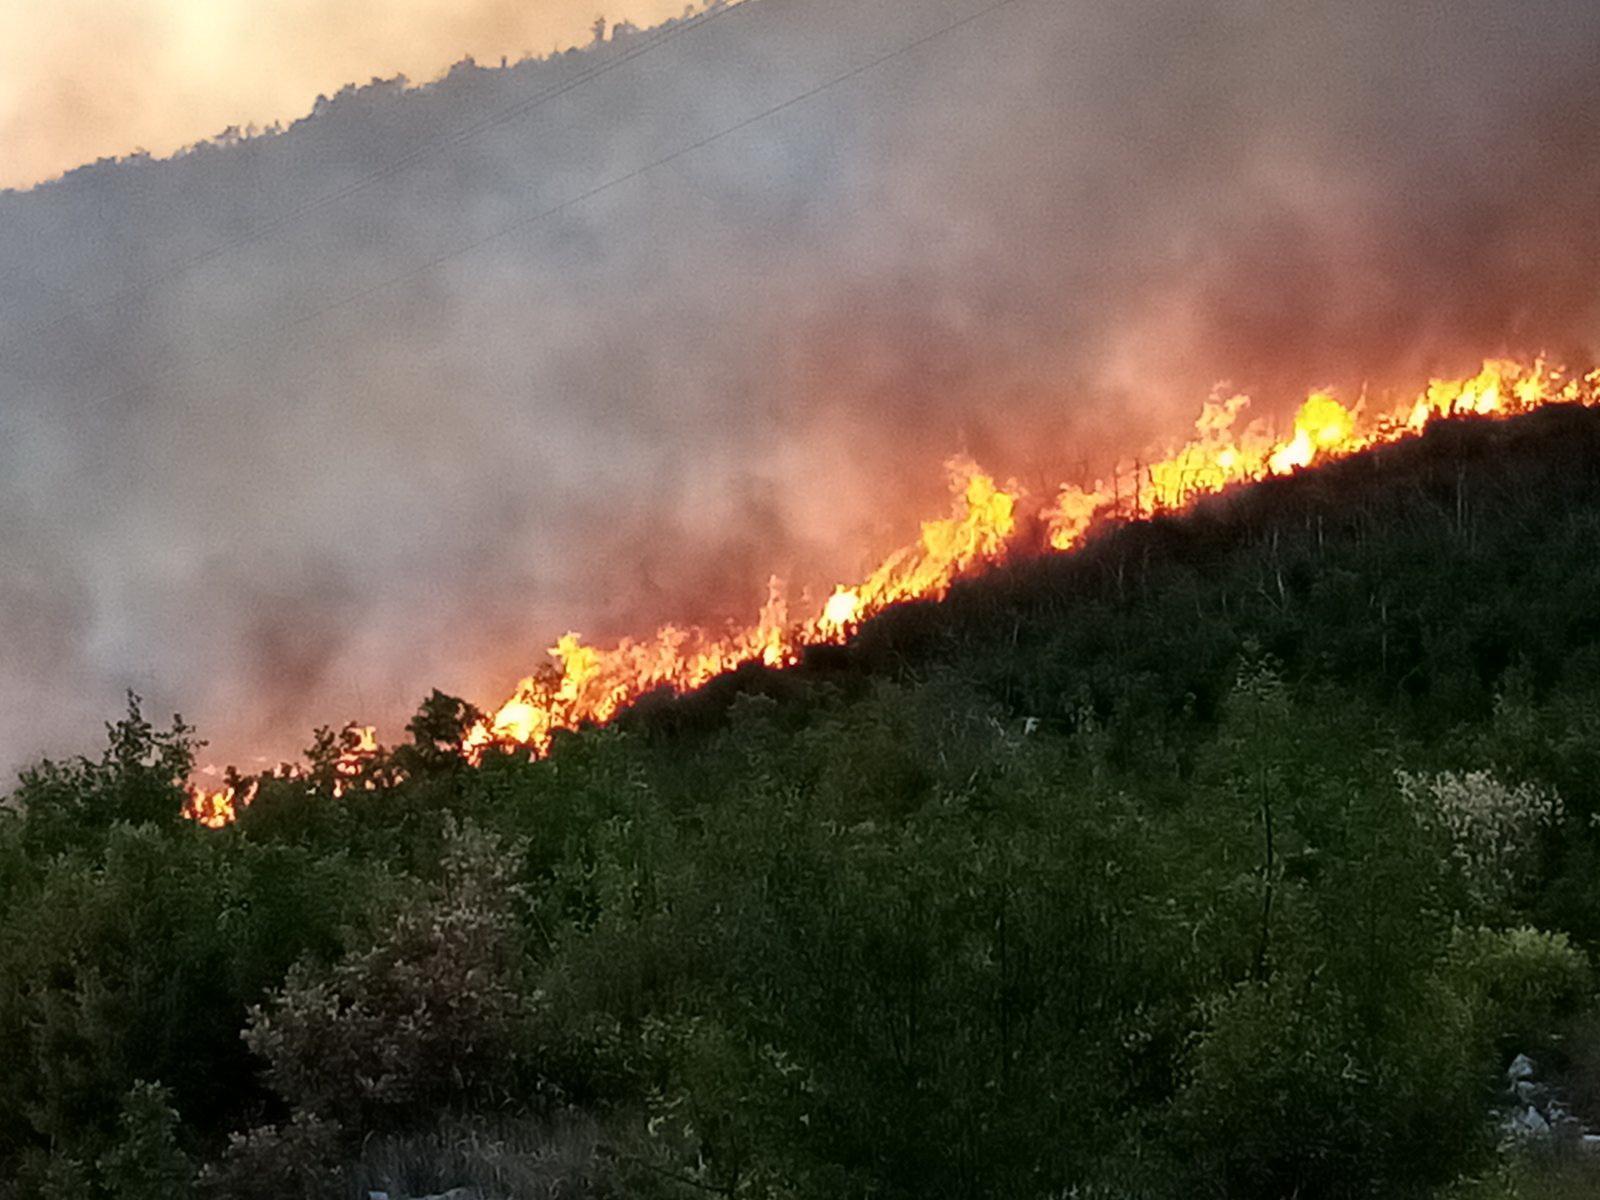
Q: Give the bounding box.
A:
[0,0,696,192]
[4,0,1600,780]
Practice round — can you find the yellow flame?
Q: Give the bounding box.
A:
[183,785,239,828]
[192,355,1600,820]
[1044,357,1589,552]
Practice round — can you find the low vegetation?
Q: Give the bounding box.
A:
[7,407,1600,1197]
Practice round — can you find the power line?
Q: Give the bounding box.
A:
[0,0,752,352]
[51,0,1026,419]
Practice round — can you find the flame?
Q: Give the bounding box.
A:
[1266,391,1358,474]
[332,724,380,794]
[183,722,377,823]
[463,456,1018,757]
[183,785,239,829]
[1044,357,1596,551]
[189,355,1600,822]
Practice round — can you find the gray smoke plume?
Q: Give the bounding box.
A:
[3,0,1598,774]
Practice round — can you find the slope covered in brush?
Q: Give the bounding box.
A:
[5,406,1600,1199]
[622,401,1600,768]
[8,0,1600,779]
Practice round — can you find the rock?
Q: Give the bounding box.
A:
[1507,1053,1537,1083]
[1507,1105,1551,1138]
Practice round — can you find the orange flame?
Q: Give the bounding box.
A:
[189,355,1600,821]
[463,456,1017,757]
[183,722,378,823]
[1043,357,1596,550]
[331,724,380,795]
[183,785,240,829]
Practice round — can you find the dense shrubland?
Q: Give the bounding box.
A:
[7,408,1600,1197]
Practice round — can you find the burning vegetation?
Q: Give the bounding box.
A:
[17,375,1600,1199]
[185,355,1600,827]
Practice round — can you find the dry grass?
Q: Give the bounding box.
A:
[346,1111,615,1200]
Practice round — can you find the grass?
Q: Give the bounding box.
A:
[346,1112,612,1200]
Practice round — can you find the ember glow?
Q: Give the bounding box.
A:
[185,356,1600,824]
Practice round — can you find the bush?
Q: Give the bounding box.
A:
[14,694,199,859]
[349,1112,613,1200]
[197,1112,344,1200]
[97,1081,195,1200]
[243,819,530,1131]
[1445,926,1593,1060]
[1399,770,1562,912]
[1177,971,1481,1200]
[1179,978,1386,1199]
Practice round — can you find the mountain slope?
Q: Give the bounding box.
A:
[6,406,1600,1198]
[6,0,1600,777]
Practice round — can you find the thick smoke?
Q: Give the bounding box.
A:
[2,0,1599,774]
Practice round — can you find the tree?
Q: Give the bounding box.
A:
[97,1081,196,1200]
[15,693,199,858]
[397,690,485,776]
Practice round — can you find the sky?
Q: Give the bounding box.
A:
[0,0,694,191]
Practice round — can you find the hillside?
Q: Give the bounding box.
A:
[5,406,1600,1198]
[6,0,1600,779]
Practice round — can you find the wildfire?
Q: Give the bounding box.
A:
[188,356,1600,823]
[182,723,379,825]
[460,455,1018,759]
[184,784,240,829]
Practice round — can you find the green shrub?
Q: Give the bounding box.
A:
[1177,971,1481,1200]
[14,694,198,859]
[243,819,530,1131]
[1445,926,1593,1059]
[197,1113,344,1200]
[97,1081,195,1200]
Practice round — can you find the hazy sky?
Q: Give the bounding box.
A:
[0,0,694,191]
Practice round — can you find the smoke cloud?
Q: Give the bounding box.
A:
[0,0,695,192]
[3,0,1599,774]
